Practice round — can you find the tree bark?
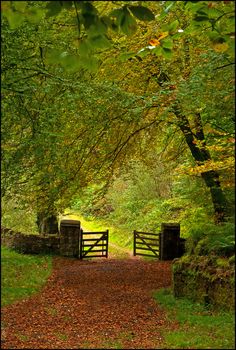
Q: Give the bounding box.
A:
[36,212,59,235]
[174,108,229,222]
[200,170,229,222]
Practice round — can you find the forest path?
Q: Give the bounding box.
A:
[62,212,135,259]
[80,222,133,259]
[2,257,175,349]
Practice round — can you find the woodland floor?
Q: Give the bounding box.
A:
[1,255,176,349]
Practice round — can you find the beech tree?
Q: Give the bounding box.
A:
[1,1,234,230]
[92,1,235,222]
[2,9,150,232]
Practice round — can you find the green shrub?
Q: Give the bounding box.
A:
[187,220,235,256]
[1,198,38,234]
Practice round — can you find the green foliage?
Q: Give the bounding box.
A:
[1,198,39,234]
[132,1,235,62]
[186,220,235,256]
[45,1,64,17]
[2,8,149,219]
[2,1,234,70]
[71,158,172,230]
[229,255,235,264]
[71,183,108,217]
[110,6,137,36]
[1,1,235,245]
[153,288,235,349]
[128,5,155,22]
[1,1,156,71]
[1,246,52,306]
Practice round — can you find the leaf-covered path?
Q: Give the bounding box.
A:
[2,257,176,349]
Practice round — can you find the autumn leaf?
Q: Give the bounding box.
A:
[149,39,160,46]
[2,258,173,349]
[149,32,169,46]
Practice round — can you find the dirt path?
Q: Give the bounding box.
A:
[109,242,134,258]
[2,257,175,349]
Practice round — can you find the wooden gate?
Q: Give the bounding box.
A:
[80,229,109,259]
[133,230,160,258]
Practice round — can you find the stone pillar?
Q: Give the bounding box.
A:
[160,223,180,260]
[59,219,81,258]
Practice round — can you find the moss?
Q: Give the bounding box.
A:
[194,238,209,255]
[216,257,230,268]
[229,255,235,265]
[208,278,235,310]
[172,254,235,310]
[172,255,193,273]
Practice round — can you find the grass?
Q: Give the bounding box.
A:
[153,288,235,349]
[1,246,52,306]
[54,332,68,341]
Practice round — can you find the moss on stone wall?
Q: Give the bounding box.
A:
[172,254,235,310]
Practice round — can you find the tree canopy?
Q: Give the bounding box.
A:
[1,1,235,233]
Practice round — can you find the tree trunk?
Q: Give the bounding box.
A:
[174,108,229,222]
[201,170,229,222]
[36,212,59,235]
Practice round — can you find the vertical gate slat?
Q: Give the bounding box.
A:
[133,230,136,256]
[106,230,109,258]
[79,229,83,260]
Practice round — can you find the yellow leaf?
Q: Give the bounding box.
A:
[157,31,169,41]
[148,32,169,46]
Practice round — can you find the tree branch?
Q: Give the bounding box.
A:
[109,119,162,163]
[214,62,235,70]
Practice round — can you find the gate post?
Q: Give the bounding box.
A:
[133,230,136,257]
[160,223,181,260]
[59,219,81,258]
[79,229,83,260]
[106,229,109,258]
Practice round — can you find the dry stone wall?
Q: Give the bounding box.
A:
[172,254,235,310]
[1,227,60,254]
[1,220,81,256]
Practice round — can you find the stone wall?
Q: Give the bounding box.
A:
[1,227,60,254]
[172,254,235,310]
[1,220,81,257]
